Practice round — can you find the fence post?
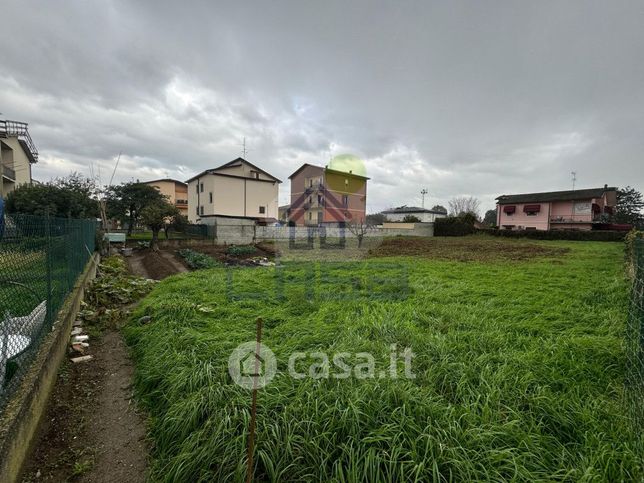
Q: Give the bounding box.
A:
[45,213,53,325]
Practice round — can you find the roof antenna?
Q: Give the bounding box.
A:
[239,137,249,158]
[571,171,577,191]
[420,188,428,208]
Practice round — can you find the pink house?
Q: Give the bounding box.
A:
[496,185,617,231]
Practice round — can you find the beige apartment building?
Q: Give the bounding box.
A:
[142,178,189,216]
[1,120,37,197]
[186,158,281,223]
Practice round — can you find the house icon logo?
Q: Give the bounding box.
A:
[228,341,277,389]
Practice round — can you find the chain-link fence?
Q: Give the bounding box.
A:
[0,213,97,411]
[626,238,643,432]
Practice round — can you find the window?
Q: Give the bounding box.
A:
[200,183,204,193]
[309,179,313,187]
[196,206,199,215]
[195,184,199,194]
[523,204,541,216]
[200,206,204,215]
[209,192,213,203]
[342,195,349,207]
[308,212,312,220]
[259,206,265,214]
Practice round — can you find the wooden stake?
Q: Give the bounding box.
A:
[246,317,263,483]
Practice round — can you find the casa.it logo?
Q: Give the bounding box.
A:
[228,341,277,389]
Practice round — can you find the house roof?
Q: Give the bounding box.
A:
[496,186,617,204]
[142,178,188,187]
[288,163,370,180]
[288,163,324,179]
[382,206,446,215]
[185,157,282,183]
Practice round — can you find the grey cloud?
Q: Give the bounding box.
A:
[0,0,642,213]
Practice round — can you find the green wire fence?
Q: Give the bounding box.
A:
[626,238,644,433]
[0,213,97,411]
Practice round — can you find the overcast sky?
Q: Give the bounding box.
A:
[1,1,643,213]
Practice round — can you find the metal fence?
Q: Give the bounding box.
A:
[626,238,644,431]
[0,213,97,410]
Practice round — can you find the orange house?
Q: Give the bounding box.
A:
[288,163,368,226]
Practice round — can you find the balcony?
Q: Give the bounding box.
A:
[2,165,16,181]
[175,199,188,206]
[0,120,38,163]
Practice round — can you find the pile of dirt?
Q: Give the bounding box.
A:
[368,237,569,262]
[126,249,187,280]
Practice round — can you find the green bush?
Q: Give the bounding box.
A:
[481,228,627,242]
[226,245,257,256]
[434,215,476,236]
[178,249,220,269]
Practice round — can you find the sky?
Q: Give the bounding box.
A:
[1,0,643,214]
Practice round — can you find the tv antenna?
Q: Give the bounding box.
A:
[421,188,428,208]
[240,137,250,158]
[571,171,577,190]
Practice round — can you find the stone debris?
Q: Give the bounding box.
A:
[138,315,151,324]
[71,343,87,354]
[71,355,93,363]
[73,320,83,327]
[73,334,90,343]
[71,327,83,336]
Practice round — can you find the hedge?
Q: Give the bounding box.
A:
[434,216,476,236]
[479,228,627,242]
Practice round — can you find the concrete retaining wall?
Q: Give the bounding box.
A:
[201,222,435,245]
[0,253,100,483]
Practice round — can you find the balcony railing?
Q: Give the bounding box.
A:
[1,165,16,181]
[0,120,38,162]
[175,199,188,206]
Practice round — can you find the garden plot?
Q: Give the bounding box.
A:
[125,238,642,482]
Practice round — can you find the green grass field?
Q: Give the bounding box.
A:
[125,237,642,482]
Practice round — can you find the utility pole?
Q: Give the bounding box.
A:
[571,171,577,191]
[420,188,428,208]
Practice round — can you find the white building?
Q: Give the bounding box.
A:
[1,120,37,198]
[381,206,447,223]
[186,158,281,223]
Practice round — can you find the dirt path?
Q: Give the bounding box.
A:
[21,329,148,483]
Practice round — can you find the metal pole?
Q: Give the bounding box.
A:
[246,317,263,483]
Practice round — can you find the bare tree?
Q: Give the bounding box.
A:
[347,219,371,248]
[448,196,481,218]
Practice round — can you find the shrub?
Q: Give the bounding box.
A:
[481,228,627,242]
[178,249,220,269]
[226,245,257,256]
[402,215,421,223]
[434,216,476,236]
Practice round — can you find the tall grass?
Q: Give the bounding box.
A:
[125,240,642,482]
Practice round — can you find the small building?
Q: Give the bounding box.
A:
[185,158,281,223]
[288,163,369,226]
[142,178,189,217]
[0,120,38,198]
[495,185,617,231]
[381,206,447,223]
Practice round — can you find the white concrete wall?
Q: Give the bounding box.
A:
[384,212,446,222]
[205,222,434,244]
